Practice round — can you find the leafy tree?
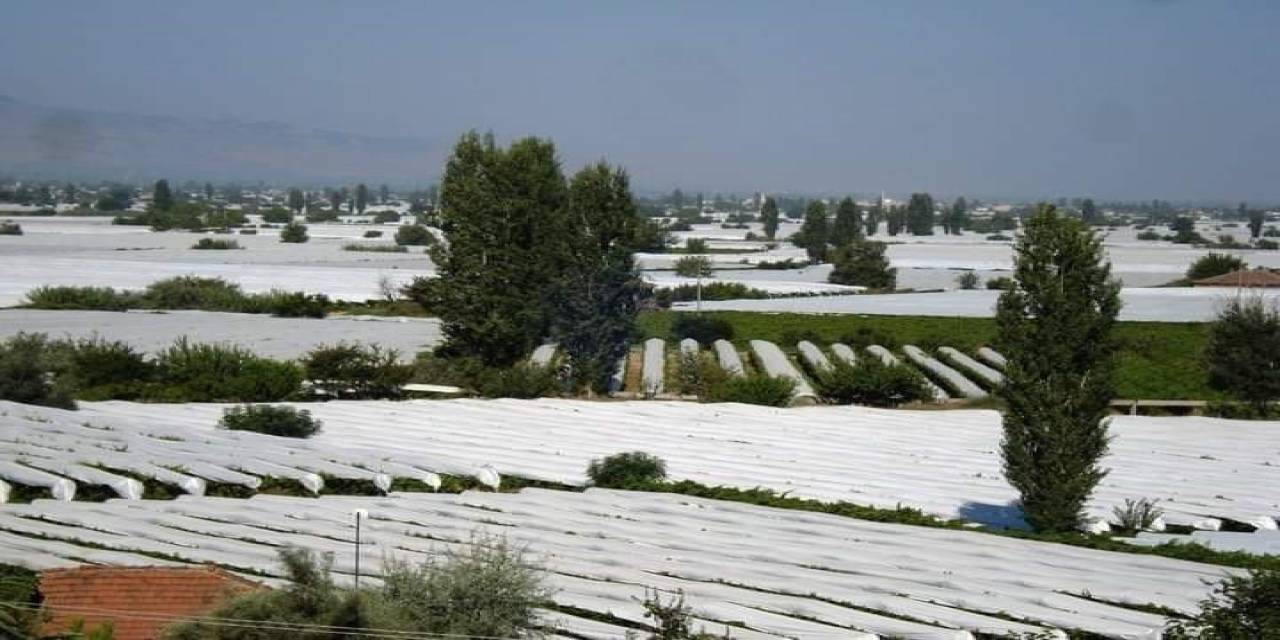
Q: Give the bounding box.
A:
[684,237,709,253]
[674,255,713,278]
[587,451,667,487]
[379,184,390,204]
[864,196,882,236]
[1186,253,1246,281]
[886,204,906,236]
[1171,216,1201,244]
[152,179,174,212]
[1165,569,1280,639]
[792,200,830,263]
[425,132,569,367]
[262,206,293,224]
[64,182,79,204]
[996,204,1121,533]
[830,197,862,246]
[548,162,646,393]
[0,333,76,409]
[1249,209,1265,240]
[906,192,935,235]
[813,357,930,407]
[280,221,309,243]
[394,224,436,246]
[1081,198,1099,225]
[328,188,345,213]
[671,188,685,209]
[956,271,979,289]
[1204,297,1280,416]
[355,183,370,214]
[287,188,305,214]
[945,197,968,235]
[828,240,895,289]
[760,196,780,240]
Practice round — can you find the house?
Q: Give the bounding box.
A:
[39,565,261,640]
[1191,268,1280,288]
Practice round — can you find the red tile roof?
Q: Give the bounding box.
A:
[1192,269,1280,288]
[39,565,262,640]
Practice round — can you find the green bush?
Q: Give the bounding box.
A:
[705,373,795,406]
[52,336,157,398]
[813,357,931,407]
[219,404,321,438]
[1187,253,1246,281]
[672,314,734,343]
[394,224,436,246]
[343,242,408,253]
[280,221,309,243]
[1205,297,1280,413]
[143,276,245,309]
[238,228,258,235]
[654,282,768,307]
[828,240,896,289]
[363,229,383,238]
[472,363,559,398]
[587,451,667,488]
[372,210,400,223]
[151,339,302,402]
[302,343,412,399]
[1136,230,1162,241]
[260,207,293,223]
[675,351,728,397]
[191,237,241,250]
[1257,239,1279,250]
[955,271,980,290]
[985,276,1015,291]
[755,258,804,270]
[23,285,139,310]
[1165,569,1280,639]
[0,220,22,235]
[0,333,75,409]
[242,289,331,318]
[838,326,900,350]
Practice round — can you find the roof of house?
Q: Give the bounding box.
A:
[1192,268,1280,288]
[39,565,262,640]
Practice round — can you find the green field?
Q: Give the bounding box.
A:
[638,311,1219,401]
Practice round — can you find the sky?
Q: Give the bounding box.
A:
[2,0,1278,201]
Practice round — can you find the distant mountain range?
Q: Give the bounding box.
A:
[0,96,443,185]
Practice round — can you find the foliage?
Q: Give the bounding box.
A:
[261,207,293,223]
[0,220,21,235]
[1187,253,1247,281]
[152,339,302,402]
[51,336,157,399]
[343,242,407,252]
[1137,229,1163,241]
[760,196,779,240]
[684,237,709,253]
[754,258,804,270]
[986,276,1015,290]
[301,343,412,399]
[704,373,795,406]
[23,285,140,310]
[23,277,329,318]
[373,210,399,223]
[906,192,935,235]
[813,357,931,407]
[425,132,569,367]
[997,204,1121,533]
[955,271,979,289]
[363,229,383,238]
[791,200,829,263]
[414,355,559,399]
[0,333,76,409]
[240,289,331,318]
[548,162,646,394]
[828,240,896,289]
[587,451,668,488]
[1111,497,1163,534]
[279,221,309,243]
[653,282,768,307]
[671,314,734,343]
[675,351,728,397]
[191,237,241,250]
[673,255,713,278]
[393,224,436,246]
[220,404,322,438]
[830,197,862,246]
[1165,570,1280,639]
[1205,297,1280,413]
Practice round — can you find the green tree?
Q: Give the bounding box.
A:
[1081,198,1099,225]
[996,204,1121,533]
[1165,569,1280,640]
[792,200,830,263]
[328,188,345,213]
[1204,297,1280,416]
[906,192,935,235]
[760,196,780,240]
[674,255,713,278]
[946,197,968,235]
[426,132,569,367]
[204,182,214,202]
[830,197,862,246]
[152,179,174,212]
[1186,253,1246,281]
[1249,209,1265,240]
[280,221,309,243]
[1171,216,1200,244]
[548,162,646,394]
[287,188,305,214]
[864,196,882,236]
[886,204,906,236]
[355,183,370,214]
[63,182,79,204]
[828,240,895,289]
[379,184,390,204]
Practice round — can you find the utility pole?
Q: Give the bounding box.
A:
[352,508,367,589]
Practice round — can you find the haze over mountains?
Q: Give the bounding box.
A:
[0,95,442,185]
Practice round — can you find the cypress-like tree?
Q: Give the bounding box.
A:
[886,204,906,236]
[548,162,645,394]
[152,179,174,212]
[996,204,1121,532]
[828,240,895,290]
[328,189,344,213]
[793,201,830,263]
[355,184,369,214]
[906,192,935,235]
[760,197,780,240]
[379,184,390,204]
[830,197,863,246]
[947,197,968,235]
[864,196,882,236]
[1249,209,1265,240]
[287,188,305,214]
[1205,297,1280,415]
[203,182,214,203]
[427,132,569,367]
[1080,198,1099,225]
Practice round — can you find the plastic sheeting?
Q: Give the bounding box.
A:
[903,345,987,399]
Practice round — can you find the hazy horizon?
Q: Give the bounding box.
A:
[2,1,1278,202]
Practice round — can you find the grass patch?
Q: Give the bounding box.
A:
[638,311,1219,400]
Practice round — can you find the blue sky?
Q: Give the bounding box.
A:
[2,1,1278,201]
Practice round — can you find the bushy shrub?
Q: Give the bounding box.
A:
[675,351,728,397]
[828,240,895,289]
[1111,497,1163,533]
[755,258,804,270]
[813,358,930,407]
[363,229,384,238]
[394,224,436,246]
[219,404,321,438]
[23,285,139,310]
[955,271,980,290]
[1165,569,1280,639]
[654,282,768,306]
[372,210,400,223]
[260,207,293,223]
[1205,297,1280,414]
[343,242,408,253]
[986,233,1013,241]
[52,336,157,399]
[1256,239,1279,251]
[684,237,709,253]
[1187,253,1246,281]
[985,276,1015,291]
[705,374,795,406]
[1136,229,1163,241]
[672,314,734,343]
[191,237,241,250]
[279,221,309,243]
[152,339,302,402]
[242,289,331,318]
[0,220,22,235]
[472,363,559,398]
[838,326,899,350]
[587,451,667,488]
[144,276,244,309]
[302,343,412,399]
[238,228,258,235]
[0,333,75,409]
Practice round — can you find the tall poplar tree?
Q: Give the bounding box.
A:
[906,192,935,235]
[831,197,863,246]
[152,179,174,212]
[548,162,645,393]
[355,184,369,214]
[793,200,830,263]
[947,197,968,235]
[760,197,780,240]
[427,132,569,366]
[996,204,1121,532]
[864,196,883,236]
